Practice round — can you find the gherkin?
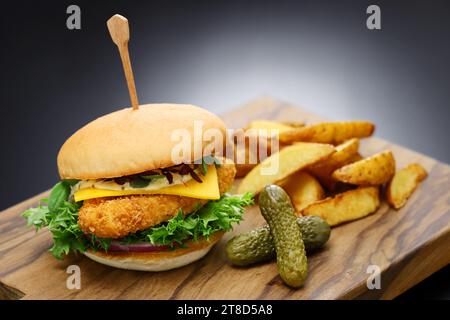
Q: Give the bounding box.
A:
[226,215,330,267]
[258,185,308,288]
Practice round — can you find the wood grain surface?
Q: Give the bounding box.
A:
[1,96,449,300]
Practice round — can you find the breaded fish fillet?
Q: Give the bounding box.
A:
[78,162,236,238]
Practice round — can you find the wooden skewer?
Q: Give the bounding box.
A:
[107,14,139,110]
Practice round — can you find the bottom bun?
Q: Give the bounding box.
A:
[83,231,224,272]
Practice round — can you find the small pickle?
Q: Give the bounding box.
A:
[258,185,308,288]
[226,215,330,267]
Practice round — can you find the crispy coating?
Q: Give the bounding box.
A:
[78,161,236,238]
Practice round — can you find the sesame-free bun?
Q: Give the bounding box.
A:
[83,232,224,272]
[57,104,226,180]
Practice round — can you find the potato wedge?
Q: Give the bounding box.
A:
[302,186,380,226]
[279,121,305,128]
[308,138,360,190]
[278,171,325,212]
[279,121,375,145]
[387,163,427,209]
[245,120,301,133]
[234,145,258,177]
[332,150,395,185]
[233,128,275,178]
[237,142,335,195]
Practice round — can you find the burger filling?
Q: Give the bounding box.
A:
[22,157,253,259]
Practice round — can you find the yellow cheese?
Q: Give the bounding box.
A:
[74,165,220,202]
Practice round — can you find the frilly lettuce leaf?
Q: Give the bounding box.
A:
[22,180,253,259]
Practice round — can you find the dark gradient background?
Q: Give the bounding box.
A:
[1,0,449,299]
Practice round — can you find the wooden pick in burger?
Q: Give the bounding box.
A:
[107,14,139,110]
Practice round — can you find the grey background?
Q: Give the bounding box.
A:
[0,0,449,299]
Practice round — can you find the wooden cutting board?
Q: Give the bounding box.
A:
[1,96,449,300]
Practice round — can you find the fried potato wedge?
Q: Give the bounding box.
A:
[312,153,364,192]
[387,163,427,209]
[326,138,360,163]
[279,121,305,128]
[278,171,325,212]
[237,142,335,195]
[332,150,395,185]
[279,121,375,145]
[302,186,380,226]
[308,138,360,190]
[234,145,258,178]
[233,128,275,178]
[245,120,302,133]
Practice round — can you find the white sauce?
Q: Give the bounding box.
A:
[72,172,193,192]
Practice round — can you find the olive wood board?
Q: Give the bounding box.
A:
[1,96,449,300]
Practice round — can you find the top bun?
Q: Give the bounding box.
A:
[57,104,226,180]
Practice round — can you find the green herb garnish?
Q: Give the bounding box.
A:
[129,177,151,188]
[200,155,222,175]
[140,174,165,181]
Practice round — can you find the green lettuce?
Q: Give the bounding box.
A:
[22,181,253,259]
[122,192,254,246]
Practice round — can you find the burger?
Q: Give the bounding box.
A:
[22,104,253,271]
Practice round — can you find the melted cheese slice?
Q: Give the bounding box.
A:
[74,165,220,202]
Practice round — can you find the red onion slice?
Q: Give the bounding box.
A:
[108,241,170,252]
